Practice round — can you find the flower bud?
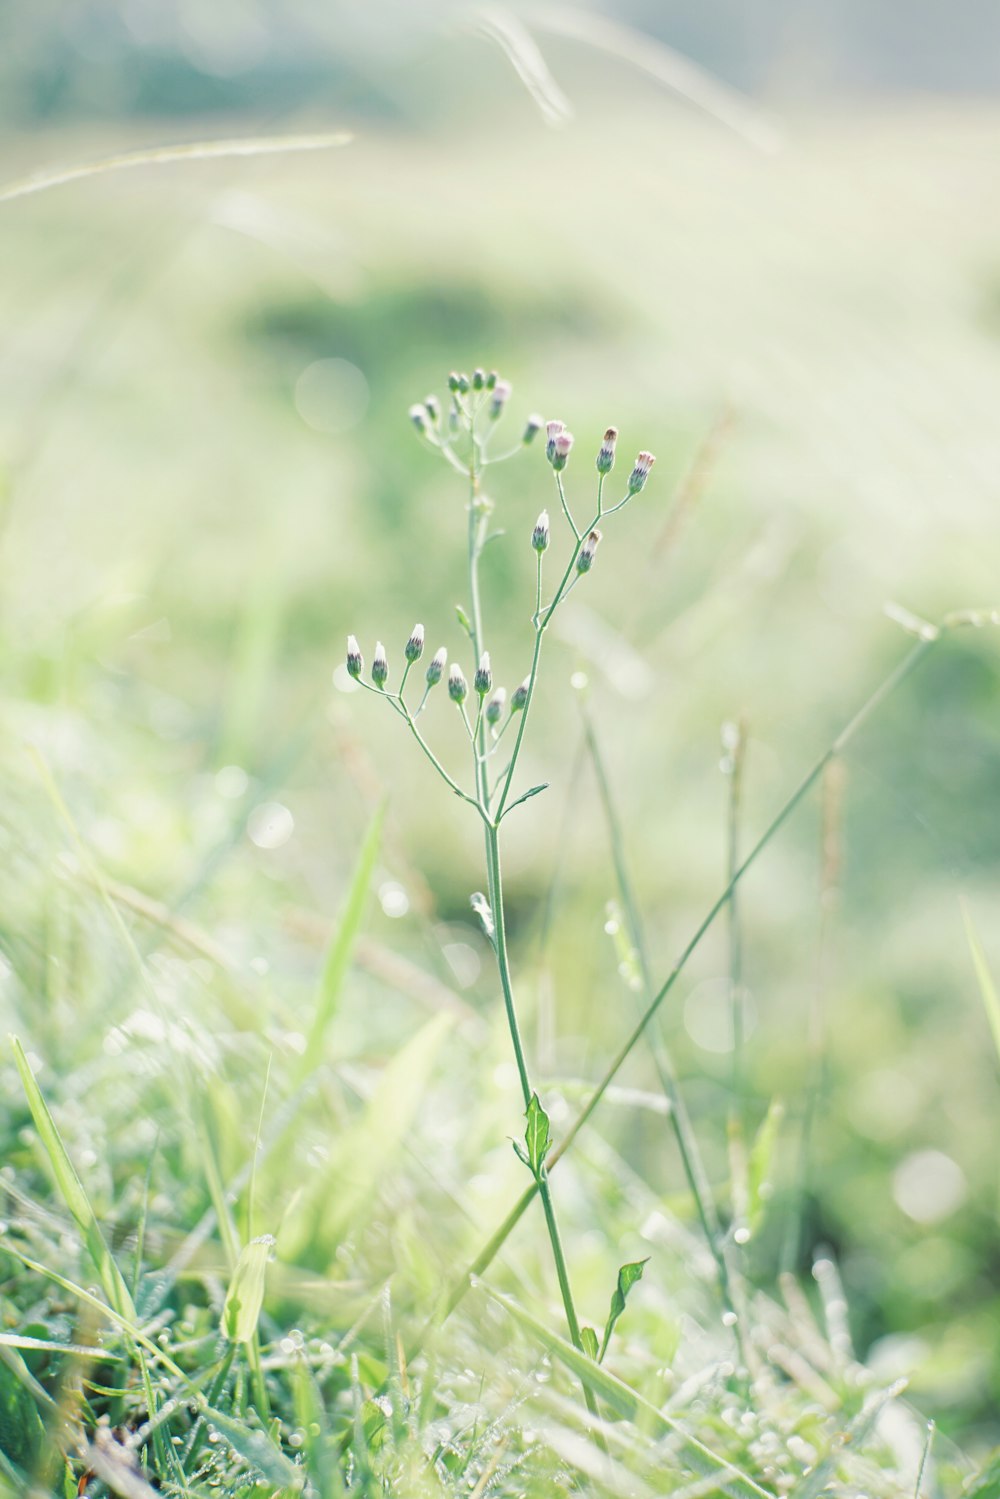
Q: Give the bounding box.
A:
[409,403,429,434]
[486,370,499,390]
[448,663,468,703]
[405,623,425,663]
[576,529,602,574]
[489,378,512,420]
[544,419,565,464]
[457,372,470,394]
[531,510,550,553]
[426,646,447,685]
[511,677,530,712]
[472,368,485,391]
[596,426,618,475]
[424,394,440,424]
[474,652,492,697]
[346,635,363,680]
[372,641,389,688]
[550,430,574,472]
[523,413,543,445]
[448,371,460,392]
[627,451,656,494]
[485,687,507,725]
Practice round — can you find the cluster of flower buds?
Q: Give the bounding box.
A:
[531,510,550,553]
[627,451,656,494]
[576,529,602,574]
[347,626,450,694]
[596,426,618,475]
[545,420,574,471]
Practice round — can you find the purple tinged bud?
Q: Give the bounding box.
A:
[485,687,507,725]
[544,419,565,463]
[596,426,618,475]
[531,510,550,553]
[551,430,574,472]
[426,646,447,685]
[627,450,656,494]
[576,529,602,574]
[489,378,512,420]
[523,413,543,445]
[511,677,530,711]
[372,641,389,688]
[448,663,468,703]
[474,651,492,697]
[405,623,425,663]
[346,635,363,679]
[409,403,429,434]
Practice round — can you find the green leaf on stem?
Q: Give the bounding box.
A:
[747,1099,784,1231]
[222,1234,274,1345]
[523,1093,551,1177]
[599,1258,648,1362]
[501,782,549,819]
[455,604,473,637]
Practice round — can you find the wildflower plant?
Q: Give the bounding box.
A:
[347,369,655,1366]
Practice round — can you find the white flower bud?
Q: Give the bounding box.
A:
[627,450,656,494]
[576,529,602,574]
[474,652,492,697]
[372,641,389,688]
[448,663,468,703]
[426,646,447,685]
[346,635,363,679]
[531,510,550,553]
[409,403,429,434]
[485,687,507,725]
[489,378,512,420]
[523,413,543,445]
[596,426,618,475]
[550,430,574,472]
[511,677,530,711]
[405,623,425,663]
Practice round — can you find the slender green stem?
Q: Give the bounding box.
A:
[556,473,580,539]
[398,702,485,817]
[436,634,938,1325]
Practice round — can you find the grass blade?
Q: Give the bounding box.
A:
[963,902,1000,1064]
[302,801,386,1072]
[10,1035,136,1322]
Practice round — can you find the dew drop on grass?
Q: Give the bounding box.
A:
[734,1226,751,1245]
[722,1310,738,1327]
[379,880,409,918]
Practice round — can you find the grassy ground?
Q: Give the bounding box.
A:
[2,72,1000,1493]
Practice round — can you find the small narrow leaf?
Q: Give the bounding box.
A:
[747,1098,785,1231]
[455,604,473,637]
[222,1235,275,1345]
[580,1326,599,1360]
[524,1093,551,1177]
[469,891,496,947]
[599,1259,648,1361]
[501,782,549,819]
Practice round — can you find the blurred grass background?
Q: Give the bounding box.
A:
[2,0,1000,1463]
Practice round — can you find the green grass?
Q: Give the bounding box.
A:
[2,62,1000,1494]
